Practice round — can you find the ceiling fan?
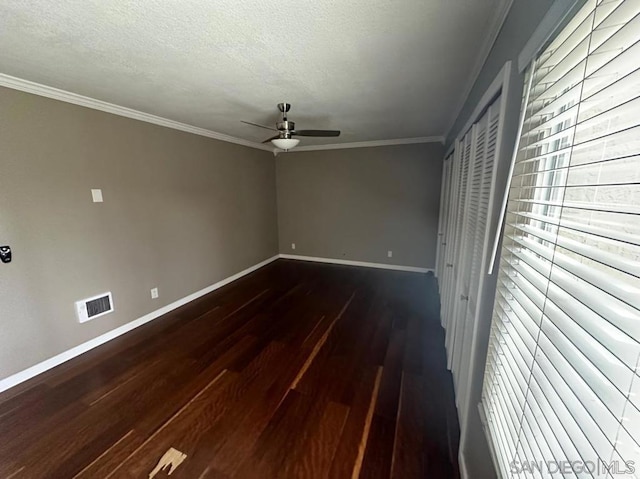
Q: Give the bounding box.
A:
[242,103,340,151]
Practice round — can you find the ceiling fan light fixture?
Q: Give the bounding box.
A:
[271,138,300,150]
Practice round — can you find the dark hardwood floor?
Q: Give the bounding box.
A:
[0,259,460,479]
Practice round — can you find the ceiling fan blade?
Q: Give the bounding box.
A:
[292,130,341,137]
[241,120,278,131]
[262,134,281,144]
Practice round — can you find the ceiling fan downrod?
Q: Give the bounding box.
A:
[276,102,294,136]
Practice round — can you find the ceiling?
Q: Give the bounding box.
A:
[0,0,509,148]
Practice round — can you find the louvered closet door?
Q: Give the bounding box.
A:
[451,119,486,380]
[445,134,473,363]
[439,93,505,376]
[447,95,504,397]
[482,1,640,477]
[457,97,504,417]
[442,144,463,330]
[436,155,453,282]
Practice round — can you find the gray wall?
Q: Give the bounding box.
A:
[445,1,555,478]
[447,0,554,147]
[276,143,444,268]
[0,86,277,380]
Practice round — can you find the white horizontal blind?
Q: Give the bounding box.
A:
[482,1,640,477]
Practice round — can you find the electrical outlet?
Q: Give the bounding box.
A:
[388,250,393,258]
[291,243,296,250]
[151,287,159,299]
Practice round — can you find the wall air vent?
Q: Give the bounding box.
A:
[75,292,114,323]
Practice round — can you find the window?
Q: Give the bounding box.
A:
[482,0,640,477]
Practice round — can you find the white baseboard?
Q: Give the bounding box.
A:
[459,449,469,479]
[0,254,279,394]
[278,254,433,273]
[0,253,429,394]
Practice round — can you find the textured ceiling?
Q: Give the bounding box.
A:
[0,0,508,146]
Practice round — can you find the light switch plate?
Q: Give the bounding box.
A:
[91,189,103,203]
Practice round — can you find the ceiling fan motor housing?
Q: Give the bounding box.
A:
[277,120,295,137]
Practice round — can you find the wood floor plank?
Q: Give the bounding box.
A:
[390,372,426,479]
[328,367,380,479]
[164,342,303,477]
[105,368,235,478]
[0,260,460,479]
[231,384,347,479]
[120,341,294,476]
[232,389,312,479]
[186,302,357,477]
[403,313,425,374]
[374,328,407,421]
[359,415,396,479]
[73,430,142,479]
[293,287,375,403]
[281,399,350,479]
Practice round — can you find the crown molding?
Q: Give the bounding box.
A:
[283,136,444,153]
[444,0,514,142]
[0,73,273,152]
[0,74,444,154]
